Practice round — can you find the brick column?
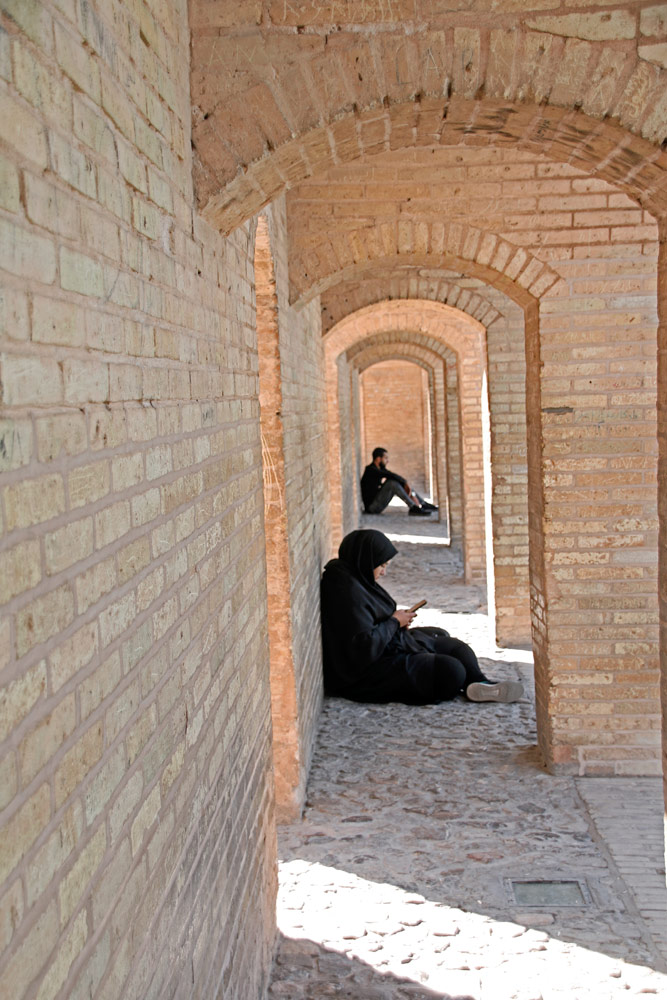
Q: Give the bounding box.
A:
[445,355,463,550]
[487,312,531,646]
[532,266,660,775]
[338,355,359,541]
[658,226,667,841]
[255,216,300,821]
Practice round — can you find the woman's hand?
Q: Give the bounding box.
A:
[392,608,416,628]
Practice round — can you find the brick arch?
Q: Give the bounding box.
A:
[325,301,488,583]
[196,95,667,234]
[350,341,457,546]
[322,272,509,336]
[290,222,562,307]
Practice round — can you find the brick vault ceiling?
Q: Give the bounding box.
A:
[284,143,654,311]
[189,1,667,232]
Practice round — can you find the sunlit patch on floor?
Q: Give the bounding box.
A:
[276,861,666,998]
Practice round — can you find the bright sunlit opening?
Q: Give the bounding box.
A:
[383,531,451,546]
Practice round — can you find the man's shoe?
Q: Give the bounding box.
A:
[408,506,431,517]
[421,501,439,511]
[466,680,523,703]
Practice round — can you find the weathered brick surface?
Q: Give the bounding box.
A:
[0,3,320,999]
[302,144,659,762]
[659,227,667,836]
[2,3,667,998]
[253,205,325,821]
[360,361,430,497]
[324,301,489,585]
[191,5,667,233]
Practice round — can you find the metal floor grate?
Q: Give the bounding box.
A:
[506,878,591,907]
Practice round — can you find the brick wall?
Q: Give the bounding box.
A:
[263,199,326,820]
[0,3,323,998]
[299,146,661,773]
[190,5,667,235]
[255,206,325,822]
[360,360,429,497]
[3,4,667,995]
[486,307,531,646]
[534,251,660,775]
[658,229,667,827]
[336,355,360,545]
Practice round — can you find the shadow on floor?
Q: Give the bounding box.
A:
[270,932,463,999]
[270,513,667,998]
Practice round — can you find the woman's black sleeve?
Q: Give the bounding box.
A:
[323,576,399,665]
[348,611,400,665]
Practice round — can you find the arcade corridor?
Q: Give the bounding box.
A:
[1,3,666,998]
[269,512,667,999]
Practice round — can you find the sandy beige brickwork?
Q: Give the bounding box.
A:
[191,6,667,233]
[188,0,667,789]
[294,141,660,770]
[336,280,532,644]
[0,2,327,999]
[255,211,309,824]
[256,200,326,824]
[324,301,489,584]
[352,342,452,542]
[659,226,667,836]
[533,256,660,775]
[2,3,667,998]
[360,361,431,497]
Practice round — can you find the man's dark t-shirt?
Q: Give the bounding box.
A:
[360,463,407,510]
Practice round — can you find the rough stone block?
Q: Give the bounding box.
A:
[18,693,77,788]
[60,247,105,298]
[54,720,104,808]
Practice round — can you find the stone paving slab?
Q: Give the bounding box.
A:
[269,514,667,999]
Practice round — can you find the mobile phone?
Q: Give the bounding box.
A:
[407,599,426,614]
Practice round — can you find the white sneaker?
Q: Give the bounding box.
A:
[466,681,523,703]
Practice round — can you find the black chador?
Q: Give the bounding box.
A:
[320,529,493,705]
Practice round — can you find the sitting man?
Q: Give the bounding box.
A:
[361,447,438,517]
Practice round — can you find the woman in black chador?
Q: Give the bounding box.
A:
[320,529,523,705]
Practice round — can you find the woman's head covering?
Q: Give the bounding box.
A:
[338,529,398,588]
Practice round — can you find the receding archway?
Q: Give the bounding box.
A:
[325,301,488,586]
[359,361,434,502]
[354,348,451,542]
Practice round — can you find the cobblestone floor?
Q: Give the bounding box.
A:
[268,510,667,1000]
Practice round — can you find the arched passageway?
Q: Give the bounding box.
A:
[1,5,666,1000]
[324,301,489,585]
[359,360,435,505]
